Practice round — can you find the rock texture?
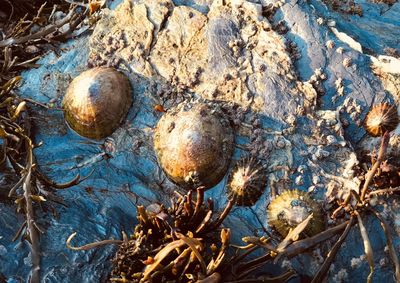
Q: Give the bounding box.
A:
[0,0,399,282]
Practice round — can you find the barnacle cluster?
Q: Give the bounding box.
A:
[313,103,400,282]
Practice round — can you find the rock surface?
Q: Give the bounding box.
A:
[1,0,399,282]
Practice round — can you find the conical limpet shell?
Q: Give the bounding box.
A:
[268,190,325,237]
[62,67,132,139]
[227,158,267,206]
[364,102,399,137]
[154,102,234,190]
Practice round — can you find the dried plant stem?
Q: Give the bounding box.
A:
[208,200,234,231]
[225,270,296,283]
[311,216,355,283]
[280,220,350,258]
[369,208,400,281]
[190,186,205,222]
[66,232,123,251]
[24,140,40,283]
[0,7,76,48]
[367,187,400,197]
[355,212,374,283]
[360,132,390,200]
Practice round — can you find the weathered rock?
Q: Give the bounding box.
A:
[1,0,399,282]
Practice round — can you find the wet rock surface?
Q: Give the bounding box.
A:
[1,0,399,282]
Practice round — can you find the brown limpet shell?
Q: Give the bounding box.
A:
[62,67,132,139]
[268,190,325,238]
[364,102,399,137]
[154,102,234,190]
[227,158,267,206]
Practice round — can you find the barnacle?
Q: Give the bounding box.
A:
[342,57,352,67]
[62,67,132,139]
[268,190,325,237]
[227,158,267,206]
[364,102,399,137]
[154,102,234,189]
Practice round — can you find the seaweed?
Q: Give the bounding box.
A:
[0,1,100,282]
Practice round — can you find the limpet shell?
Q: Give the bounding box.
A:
[154,102,234,190]
[364,102,399,137]
[62,67,132,139]
[268,190,325,237]
[227,158,267,206]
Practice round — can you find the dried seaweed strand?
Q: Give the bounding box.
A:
[311,216,355,283]
[190,186,205,222]
[66,232,123,251]
[360,132,390,200]
[369,208,399,281]
[276,213,313,252]
[0,7,77,48]
[175,233,207,275]
[208,199,234,231]
[367,187,400,197]
[355,212,374,283]
[23,139,40,283]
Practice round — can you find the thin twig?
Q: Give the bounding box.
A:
[355,212,374,283]
[66,232,123,251]
[0,7,77,48]
[311,216,355,283]
[369,208,400,282]
[360,132,390,200]
[280,221,350,258]
[367,187,400,197]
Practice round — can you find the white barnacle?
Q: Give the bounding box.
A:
[343,57,352,67]
[295,175,304,186]
[336,47,344,54]
[326,40,335,49]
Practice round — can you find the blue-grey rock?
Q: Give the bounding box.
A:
[1,0,399,282]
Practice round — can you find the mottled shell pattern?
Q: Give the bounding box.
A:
[364,102,399,137]
[227,158,267,206]
[62,67,132,139]
[268,190,325,237]
[154,102,234,190]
